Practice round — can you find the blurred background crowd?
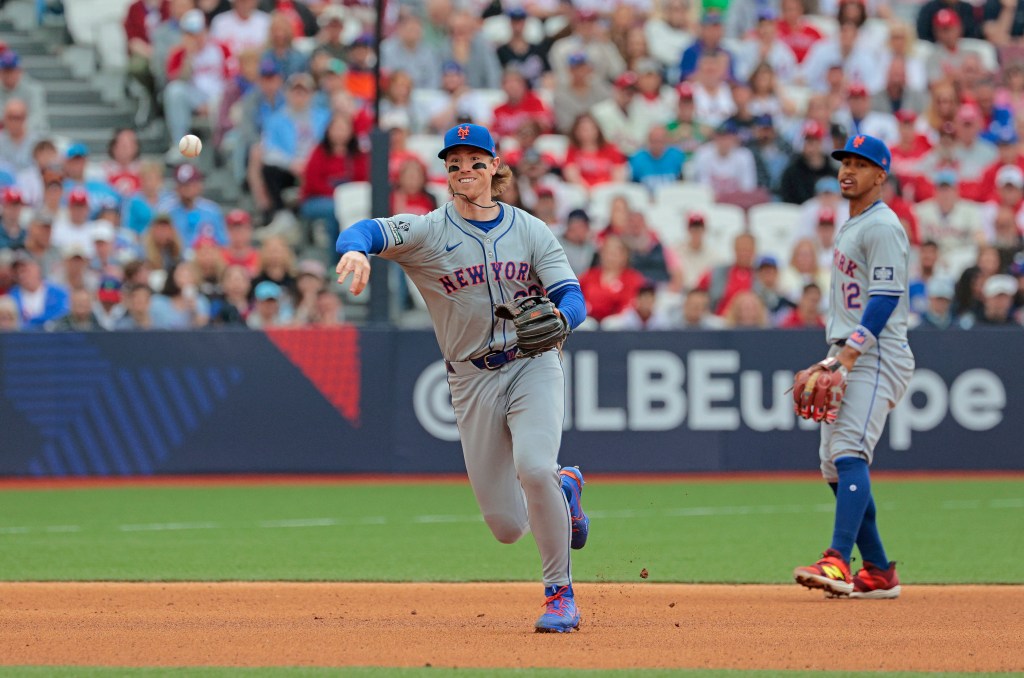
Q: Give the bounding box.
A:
[0,0,1022,333]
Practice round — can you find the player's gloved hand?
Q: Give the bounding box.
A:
[493,295,570,359]
[792,357,849,424]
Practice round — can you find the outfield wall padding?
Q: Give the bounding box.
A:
[1,328,1021,476]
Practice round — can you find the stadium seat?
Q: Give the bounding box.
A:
[587,182,651,224]
[784,85,813,116]
[406,134,446,182]
[335,182,372,229]
[805,14,838,40]
[557,183,589,213]
[534,134,569,165]
[481,14,545,46]
[654,182,714,213]
[644,203,688,247]
[961,38,999,72]
[476,89,507,114]
[748,202,803,262]
[427,183,451,207]
[701,203,746,261]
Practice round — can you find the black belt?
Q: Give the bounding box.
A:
[446,347,519,373]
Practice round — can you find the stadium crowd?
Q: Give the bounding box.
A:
[1,0,1023,332]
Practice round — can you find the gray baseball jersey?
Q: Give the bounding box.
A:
[372,202,579,362]
[370,201,579,588]
[826,200,911,347]
[820,200,915,478]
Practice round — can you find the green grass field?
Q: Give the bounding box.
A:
[2,476,1022,677]
[0,477,1021,584]
[0,669,1013,678]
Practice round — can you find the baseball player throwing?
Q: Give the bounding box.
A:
[335,124,589,632]
[791,134,914,599]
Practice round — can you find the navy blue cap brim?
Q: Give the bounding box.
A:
[831,148,887,170]
[437,143,495,160]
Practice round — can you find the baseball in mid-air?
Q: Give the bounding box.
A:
[179,134,202,158]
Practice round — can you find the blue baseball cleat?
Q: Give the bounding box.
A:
[559,466,589,550]
[535,585,580,633]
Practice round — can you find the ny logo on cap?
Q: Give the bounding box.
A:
[457,126,470,139]
[853,135,865,148]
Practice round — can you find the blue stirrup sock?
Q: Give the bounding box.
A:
[829,481,890,570]
[829,456,873,563]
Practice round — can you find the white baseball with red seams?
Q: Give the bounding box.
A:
[178,135,202,158]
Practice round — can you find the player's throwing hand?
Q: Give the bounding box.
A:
[336,251,371,295]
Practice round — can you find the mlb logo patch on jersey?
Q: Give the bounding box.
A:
[849,328,867,346]
[384,218,410,245]
[872,266,894,282]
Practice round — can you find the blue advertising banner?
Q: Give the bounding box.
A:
[1,328,1021,476]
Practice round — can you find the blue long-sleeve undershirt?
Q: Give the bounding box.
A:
[860,294,899,338]
[548,284,586,330]
[336,219,384,255]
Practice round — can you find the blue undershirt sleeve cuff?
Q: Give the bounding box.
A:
[860,294,899,338]
[548,284,586,330]
[335,218,386,255]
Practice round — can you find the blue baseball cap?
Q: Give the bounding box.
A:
[507,7,527,20]
[259,58,280,77]
[437,124,496,159]
[441,60,464,75]
[254,280,282,301]
[831,134,891,171]
[0,50,20,69]
[933,168,959,186]
[66,142,89,159]
[992,124,1020,145]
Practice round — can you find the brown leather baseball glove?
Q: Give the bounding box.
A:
[792,358,849,424]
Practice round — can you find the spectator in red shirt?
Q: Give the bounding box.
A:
[221,209,260,277]
[777,0,823,64]
[698,232,757,315]
[299,115,369,247]
[123,0,168,122]
[779,282,826,328]
[491,67,554,138]
[390,157,437,216]
[563,112,627,190]
[104,128,142,197]
[890,109,932,190]
[975,128,1024,203]
[578,234,648,322]
[164,9,234,161]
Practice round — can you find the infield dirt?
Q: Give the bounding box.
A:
[1,583,1021,672]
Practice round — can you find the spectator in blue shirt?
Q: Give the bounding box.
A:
[9,256,69,329]
[261,11,310,81]
[629,126,686,192]
[61,143,120,216]
[258,72,330,218]
[122,160,170,237]
[158,164,227,247]
[678,11,735,82]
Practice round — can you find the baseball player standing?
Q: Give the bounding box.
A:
[335,124,590,632]
[791,134,914,599]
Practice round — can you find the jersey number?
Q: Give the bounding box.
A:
[842,282,862,309]
[514,285,544,300]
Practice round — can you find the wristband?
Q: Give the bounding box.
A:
[845,325,877,355]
